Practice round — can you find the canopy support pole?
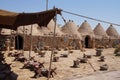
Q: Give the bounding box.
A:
[10,30,14,50]
[16,30,19,51]
[29,25,33,60]
[46,0,48,10]
[47,11,57,80]
[22,26,25,54]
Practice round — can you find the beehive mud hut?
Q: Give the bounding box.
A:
[106,24,119,39]
[78,20,95,48]
[94,23,109,48]
[106,24,120,47]
[47,19,64,36]
[61,20,82,49]
[62,20,81,39]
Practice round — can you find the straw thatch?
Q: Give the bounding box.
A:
[61,20,82,39]
[78,20,95,37]
[94,23,108,39]
[106,24,119,39]
[17,24,43,36]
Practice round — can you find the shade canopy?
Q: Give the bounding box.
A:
[0,8,62,30]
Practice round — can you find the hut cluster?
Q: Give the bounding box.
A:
[0,20,120,51]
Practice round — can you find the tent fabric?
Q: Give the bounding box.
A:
[0,8,62,30]
[0,9,18,25]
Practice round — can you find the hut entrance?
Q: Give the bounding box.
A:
[15,35,23,50]
[85,36,90,48]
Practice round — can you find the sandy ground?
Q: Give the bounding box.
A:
[4,48,120,80]
[68,70,120,80]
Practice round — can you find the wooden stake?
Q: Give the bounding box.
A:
[16,30,19,50]
[29,25,33,60]
[22,26,25,54]
[47,11,57,80]
[46,0,48,10]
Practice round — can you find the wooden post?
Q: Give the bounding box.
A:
[16,30,19,50]
[22,26,25,54]
[10,30,15,50]
[47,12,57,80]
[46,0,48,10]
[29,25,33,60]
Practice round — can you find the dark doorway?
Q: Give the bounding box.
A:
[15,35,23,50]
[85,36,90,48]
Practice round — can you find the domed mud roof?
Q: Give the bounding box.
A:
[17,24,43,36]
[62,20,82,39]
[94,23,108,39]
[106,24,119,39]
[47,19,64,36]
[78,20,94,37]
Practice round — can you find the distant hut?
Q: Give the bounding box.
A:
[62,20,81,39]
[106,24,120,47]
[37,27,50,36]
[0,28,16,48]
[106,24,119,39]
[61,20,82,49]
[47,19,64,36]
[1,28,12,35]
[78,20,95,48]
[94,23,109,47]
[94,23,108,39]
[17,24,43,36]
[13,24,44,50]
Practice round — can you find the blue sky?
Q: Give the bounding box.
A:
[0,0,120,33]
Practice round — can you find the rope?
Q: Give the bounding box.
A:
[60,14,66,24]
[62,10,120,26]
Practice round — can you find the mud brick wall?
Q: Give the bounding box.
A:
[95,39,120,48]
[24,36,81,50]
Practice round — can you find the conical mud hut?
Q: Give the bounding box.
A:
[106,24,120,47]
[78,20,95,48]
[61,20,82,50]
[16,24,44,50]
[0,28,16,50]
[17,24,43,36]
[94,23,109,47]
[37,27,50,36]
[106,24,119,39]
[94,23,108,39]
[62,20,81,39]
[0,28,12,35]
[47,19,64,36]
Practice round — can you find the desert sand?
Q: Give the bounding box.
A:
[4,48,120,80]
